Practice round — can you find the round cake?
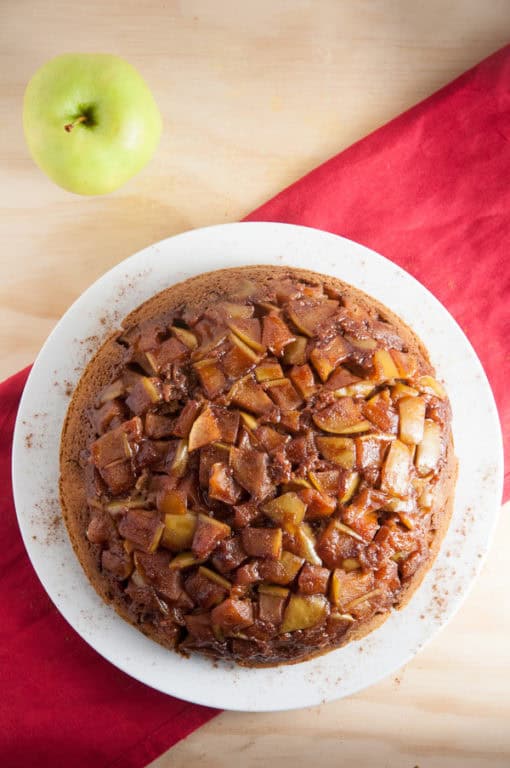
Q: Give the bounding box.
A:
[60,266,456,666]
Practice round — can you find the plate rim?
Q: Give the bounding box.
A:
[12,221,504,711]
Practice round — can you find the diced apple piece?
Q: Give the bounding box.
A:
[99,460,136,495]
[161,512,198,551]
[271,277,303,303]
[118,509,165,553]
[344,335,377,350]
[188,407,222,452]
[146,337,188,374]
[171,325,198,349]
[230,446,272,499]
[287,298,338,337]
[298,563,330,595]
[344,588,382,610]
[262,492,306,526]
[209,462,242,504]
[157,488,187,515]
[192,513,231,559]
[261,314,296,356]
[372,348,399,382]
[317,519,361,569]
[211,536,248,574]
[280,410,301,432]
[282,335,308,365]
[134,551,189,603]
[308,469,341,495]
[280,594,329,633]
[302,284,326,299]
[198,566,232,590]
[101,543,133,579]
[238,410,258,430]
[168,439,189,477]
[172,400,202,438]
[415,420,442,476]
[264,378,303,409]
[86,514,112,544]
[380,439,412,497]
[144,413,174,439]
[330,569,375,610]
[192,328,228,362]
[258,589,287,626]
[218,301,254,319]
[292,523,322,565]
[390,349,418,378]
[234,560,262,586]
[363,389,398,432]
[332,521,365,543]
[313,398,367,434]
[270,550,305,584]
[399,396,426,445]
[185,567,230,608]
[255,361,284,382]
[211,406,239,444]
[338,471,361,504]
[416,375,447,399]
[342,487,386,541]
[316,436,356,469]
[285,436,317,466]
[229,376,274,415]
[299,488,336,519]
[98,378,125,404]
[281,475,312,492]
[183,612,215,641]
[289,364,316,398]
[228,318,265,353]
[241,527,283,559]
[355,434,390,469]
[391,382,419,401]
[334,381,376,398]
[211,598,254,632]
[133,439,169,471]
[198,443,230,488]
[223,333,261,377]
[254,425,289,452]
[310,335,350,382]
[418,486,434,510]
[169,551,205,569]
[94,399,126,435]
[231,501,260,529]
[324,366,360,391]
[91,417,142,468]
[230,278,259,300]
[193,357,227,398]
[91,429,131,469]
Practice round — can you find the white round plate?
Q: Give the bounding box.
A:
[12,222,503,712]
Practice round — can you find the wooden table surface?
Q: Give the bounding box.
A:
[2,2,508,766]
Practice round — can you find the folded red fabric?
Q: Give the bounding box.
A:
[0,367,217,768]
[2,45,508,768]
[247,44,510,499]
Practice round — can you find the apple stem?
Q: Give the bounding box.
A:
[64,115,87,133]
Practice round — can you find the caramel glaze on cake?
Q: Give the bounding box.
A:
[60,266,456,667]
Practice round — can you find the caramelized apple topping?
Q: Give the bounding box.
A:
[86,270,451,663]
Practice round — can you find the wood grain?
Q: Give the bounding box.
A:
[1,1,508,766]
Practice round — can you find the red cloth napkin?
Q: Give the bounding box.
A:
[0,367,217,768]
[2,44,509,768]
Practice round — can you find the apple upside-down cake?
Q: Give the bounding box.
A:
[60,266,456,666]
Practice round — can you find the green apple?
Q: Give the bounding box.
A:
[23,53,162,195]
